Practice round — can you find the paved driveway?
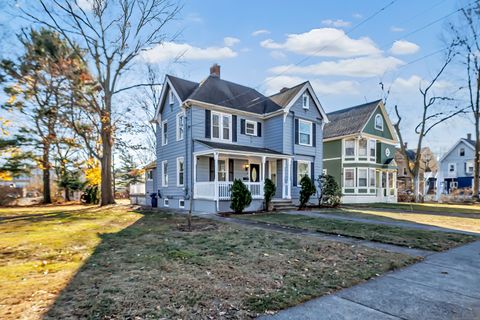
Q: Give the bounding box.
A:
[259,240,480,320]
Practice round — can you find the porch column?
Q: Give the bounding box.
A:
[214,152,219,210]
[386,170,389,198]
[193,155,197,199]
[282,159,286,198]
[261,156,266,197]
[287,158,292,199]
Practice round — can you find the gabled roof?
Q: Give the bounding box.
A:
[166,75,198,101]
[439,138,476,162]
[187,75,282,114]
[269,82,307,107]
[324,100,381,139]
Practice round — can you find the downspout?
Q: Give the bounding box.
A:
[186,101,194,214]
[290,111,295,155]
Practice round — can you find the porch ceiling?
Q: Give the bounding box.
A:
[194,139,290,157]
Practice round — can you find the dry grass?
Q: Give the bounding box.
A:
[0,205,416,319]
[236,213,477,251]
[346,202,480,215]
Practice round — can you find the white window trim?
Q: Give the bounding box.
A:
[176,157,184,187]
[298,119,313,147]
[162,160,168,187]
[466,160,474,174]
[343,138,356,159]
[179,198,185,208]
[357,168,368,188]
[164,198,169,207]
[375,114,384,131]
[448,163,457,175]
[296,160,311,187]
[358,138,368,158]
[245,120,257,136]
[344,167,356,188]
[169,90,174,105]
[369,139,376,161]
[218,157,228,182]
[211,111,232,142]
[161,120,168,146]
[176,112,185,141]
[369,168,376,187]
[302,93,310,109]
[147,170,153,181]
[459,148,465,157]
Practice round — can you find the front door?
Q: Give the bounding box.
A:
[250,164,260,182]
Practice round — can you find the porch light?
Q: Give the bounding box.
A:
[244,164,249,171]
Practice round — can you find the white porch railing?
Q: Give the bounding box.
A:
[130,183,146,195]
[194,181,263,200]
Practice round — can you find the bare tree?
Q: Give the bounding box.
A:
[385,47,467,202]
[22,0,181,205]
[448,2,480,199]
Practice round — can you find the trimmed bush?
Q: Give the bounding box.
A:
[264,178,276,211]
[299,176,316,209]
[318,174,342,207]
[230,179,252,214]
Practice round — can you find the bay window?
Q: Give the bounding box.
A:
[369,140,376,160]
[344,168,355,188]
[369,168,376,187]
[344,139,355,157]
[358,168,368,187]
[359,138,367,157]
[298,119,312,146]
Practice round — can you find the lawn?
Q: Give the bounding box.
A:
[0,205,416,319]
[321,207,480,234]
[345,202,480,215]
[235,213,477,251]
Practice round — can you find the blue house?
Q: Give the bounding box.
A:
[437,133,476,194]
[149,64,329,212]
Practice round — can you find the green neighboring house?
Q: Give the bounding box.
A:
[323,100,398,203]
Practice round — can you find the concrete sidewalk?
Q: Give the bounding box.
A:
[259,240,480,320]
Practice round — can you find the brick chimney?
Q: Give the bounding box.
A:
[467,133,472,140]
[210,63,220,78]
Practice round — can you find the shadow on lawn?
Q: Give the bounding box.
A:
[0,206,105,224]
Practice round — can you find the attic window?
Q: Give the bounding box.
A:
[302,93,309,109]
[169,90,174,105]
[375,114,383,131]
[459,148,465,157]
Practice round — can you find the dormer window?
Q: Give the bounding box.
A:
[375,114,383,131]
[169,90,175,105]
[302,93,309,109]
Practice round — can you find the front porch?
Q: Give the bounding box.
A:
[192,147,293,209]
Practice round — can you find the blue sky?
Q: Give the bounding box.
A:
[2,0,473,157]
[140,0,469,156]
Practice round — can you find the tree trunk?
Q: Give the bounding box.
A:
[42,144,52,204]
[413,174,420,203]
[64,186,70,201]
[474,123,480,200]
[100,130,115,205]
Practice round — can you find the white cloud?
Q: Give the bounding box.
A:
[265,75,360,96]
[392,75,453,92]
[251,29,270,37]
[224,37,240,47]
[321,19,351,27]
[390,26,405,32]
[390,40,420,55]
[186,13,203,23]
[77,0,92,10]
[269,56,404,78]
[352,13,363,19]
[260,28,380,58]
[142,42,237,63]
[270,51,287,60]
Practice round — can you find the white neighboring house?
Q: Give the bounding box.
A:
[436,134,476,197]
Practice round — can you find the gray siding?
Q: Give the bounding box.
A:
[264,116,283,152]
[440,140,475,178]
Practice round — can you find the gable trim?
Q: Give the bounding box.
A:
[439,139,475,162]
[360,101,398,143]
[283,82,329,123]
[152,76,183,122]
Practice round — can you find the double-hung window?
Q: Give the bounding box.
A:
[344,139,355,157]
[344,168,355,188]
[466,161,474,174]
[162,160,168,187]
[448,163,456,175]
[358,168,368,187]
[298,119,312,146]
[245,120,256,136]
[218,159,227,181]
[459,148,465,157]
[358,138,368,157]
[297,161,310,186]
[162,120,168,146]
[176,112,184,141]
[302,93,309,109]
[177,157,184,186]
[375,114,384,131]
[369,140,376,160]
[147,170,153,180]
[212,112,231,141]
[369,168,376,187]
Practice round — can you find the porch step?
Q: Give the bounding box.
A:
[270,199,297,211]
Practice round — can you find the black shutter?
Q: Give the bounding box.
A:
[294,119,299,144]
[240,119,245,134]
[209,157,214,181]
[293,160,298,186]
[232,115,237,142]
[311,162,315,180]
[312,123,316,147]
[205,109,211,138]
[229,159,234,181]
[257,122,262,137]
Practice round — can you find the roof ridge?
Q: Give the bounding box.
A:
[327,99,382,115]
[268,81,307,98]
